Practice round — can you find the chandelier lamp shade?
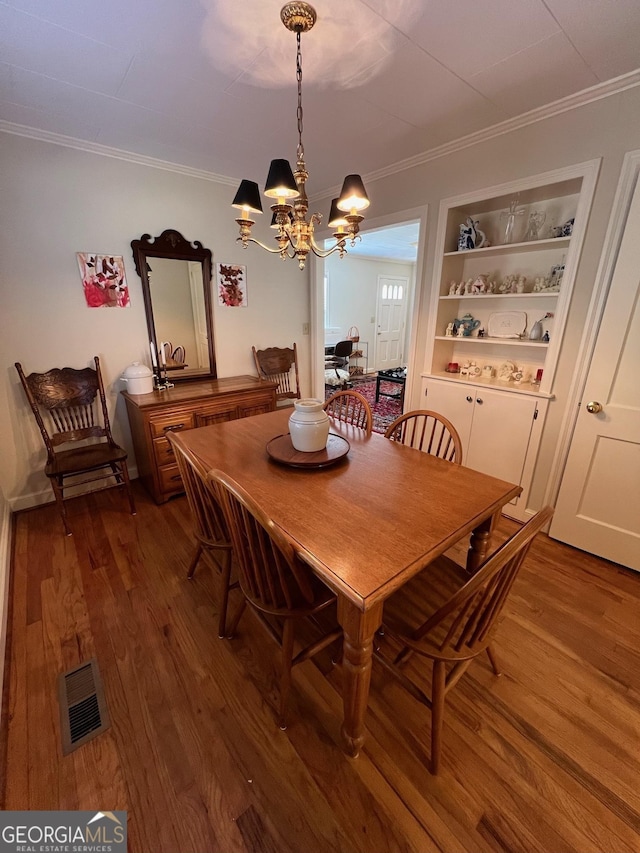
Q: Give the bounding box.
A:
[231,2,370,270]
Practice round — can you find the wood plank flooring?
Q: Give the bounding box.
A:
[3,483,640,852]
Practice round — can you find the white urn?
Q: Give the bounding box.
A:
[288,399,330,452]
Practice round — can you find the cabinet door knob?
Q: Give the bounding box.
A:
[466,395,473,403]
[476,397,483,405]
[586,401,603,414]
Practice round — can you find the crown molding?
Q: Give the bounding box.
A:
[314,68,640,202]
[2,67,639,196]
[0,121,236,186]
[361,68,640,188]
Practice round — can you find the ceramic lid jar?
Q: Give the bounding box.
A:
[121,362,154,395]
[288,399,330,452]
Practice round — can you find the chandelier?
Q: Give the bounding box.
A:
[231,2,370,270]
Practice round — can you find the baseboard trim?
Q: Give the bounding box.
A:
[8,466,140,513]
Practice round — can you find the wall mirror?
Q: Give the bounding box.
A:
[131,230,216,382]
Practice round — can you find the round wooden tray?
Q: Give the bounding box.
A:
[266,433,350,469]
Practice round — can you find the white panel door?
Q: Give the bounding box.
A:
[551,176,640,571]
[375,276,407,370]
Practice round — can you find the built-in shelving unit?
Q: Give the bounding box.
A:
[421,160,600,520]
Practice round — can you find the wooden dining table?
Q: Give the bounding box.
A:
[173,408,521,756]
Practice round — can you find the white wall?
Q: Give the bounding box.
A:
[317,85,640,510]
[0,134,310,510]
[324,254,415,368]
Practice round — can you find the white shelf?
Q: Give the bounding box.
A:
[435,336,549,347]
[439,292,560,300]
[443,236,570,258]
[425,371,554,399]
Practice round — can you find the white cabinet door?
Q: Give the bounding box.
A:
[422,379,474,449]
[424,379,538,490]
[466,388,537,485]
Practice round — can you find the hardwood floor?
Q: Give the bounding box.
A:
[3,482,640,852]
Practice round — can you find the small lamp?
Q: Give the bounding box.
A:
[337,174,370,213]
[232,180,263,218]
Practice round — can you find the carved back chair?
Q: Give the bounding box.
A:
[323,390,373,436]
[374,506,553,774]
[208,468,342,730]
[168,433,235,638]
[252,343,301,405]
[15,356,136,536]
[384,410,462,463]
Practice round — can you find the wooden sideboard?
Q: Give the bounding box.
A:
[123,375,277,503]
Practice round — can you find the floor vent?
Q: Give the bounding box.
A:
[57,658,110,755]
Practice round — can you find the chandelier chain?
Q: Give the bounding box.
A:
[296,30,304,162]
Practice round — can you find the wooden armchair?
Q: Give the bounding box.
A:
[374,506,553,774]
[168,433,235,638]
[384,410,462,463]
[252,343,301,405]
[208,468,342,730]
[323,390,373,436]
[15,356,136,536]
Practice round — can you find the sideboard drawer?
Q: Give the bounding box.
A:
[149,412,195,438]
[158,464,184,494]
[124,376,277,504]
[153,437,175,467]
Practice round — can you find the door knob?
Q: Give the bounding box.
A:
[586,401,603,414]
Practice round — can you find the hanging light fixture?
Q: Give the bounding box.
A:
[231,2,370,270]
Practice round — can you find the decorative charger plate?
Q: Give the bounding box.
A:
[266,433,350,469]
[488,311,527,338]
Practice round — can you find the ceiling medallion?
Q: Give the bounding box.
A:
[231,3,370,270]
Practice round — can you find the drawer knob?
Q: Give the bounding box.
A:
[466,395,473,403]
[163,423,185,432]
[476,398,483,405]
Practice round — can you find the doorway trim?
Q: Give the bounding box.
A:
[545,149,640,510]
[310,205,428,402]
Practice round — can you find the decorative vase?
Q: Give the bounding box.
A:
[288,399,330,452]
[529,319,543,341]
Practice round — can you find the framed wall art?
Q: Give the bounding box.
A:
[77,253,130,308]
[217,263,247,307]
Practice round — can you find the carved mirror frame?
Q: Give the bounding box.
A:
[131,229,216,382]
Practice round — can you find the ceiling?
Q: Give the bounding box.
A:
[2,0,640,208]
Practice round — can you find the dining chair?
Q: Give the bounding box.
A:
[384,409,462,463]
[171,345,185,364]
[168,433,235,638]
[15,356,136,536]
[374,505,553,774]
[207,468,342,730]
[323,390,373,436]
[161,341,173,363]
[252,343,301,405]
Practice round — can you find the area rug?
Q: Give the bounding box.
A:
[325,378,402,435]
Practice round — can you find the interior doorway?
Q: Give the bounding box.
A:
[314,212,425,401]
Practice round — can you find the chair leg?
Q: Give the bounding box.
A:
[50,476,71,536]
[486,644,502,676]
[430,660,446,775]
[278,619,295,731]
[119,461,136,516]
[217,550,232,639]
[225,598,247,640]
[187,545,203,579]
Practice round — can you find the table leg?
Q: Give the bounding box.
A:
[466,510,499,573]
[337,598,383,757]
[375,376,381,403]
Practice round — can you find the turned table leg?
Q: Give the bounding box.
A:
[337,598,383,757]
[466,510,499,573]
